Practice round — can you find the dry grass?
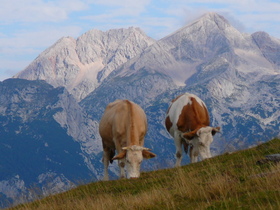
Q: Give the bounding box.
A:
[10,138,280,210]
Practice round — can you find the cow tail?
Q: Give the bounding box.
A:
[109,149,115,164]
[182,140,189,154]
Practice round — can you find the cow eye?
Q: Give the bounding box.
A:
[199,142,204,146]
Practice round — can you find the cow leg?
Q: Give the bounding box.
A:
[114,138,126,179]
[102,148,110,181]
[119,159,126,179]
[190,144,198,163]
[174,132,183,167]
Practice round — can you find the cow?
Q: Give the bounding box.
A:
[165,93,220,166]
[99,99,156,180]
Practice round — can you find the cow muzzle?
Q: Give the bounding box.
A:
[130,177,139,179]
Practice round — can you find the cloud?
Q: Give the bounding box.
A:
[0,0,87,23]
[87,0,151,8]
[82,0,151,22]
[0,61,28,81]
[0,26,82,51]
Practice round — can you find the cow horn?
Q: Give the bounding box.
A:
[213,127,221,132]
[142,147,152,151]
[122,147,129,150]
[212,127,221,136]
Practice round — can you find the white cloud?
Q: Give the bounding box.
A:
[82,0,151,22]
[0,26,82,51]
[0,61,28,81]
[0,0,87,23]
[87,0,151,8]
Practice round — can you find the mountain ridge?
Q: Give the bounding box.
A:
[14,27,155,101]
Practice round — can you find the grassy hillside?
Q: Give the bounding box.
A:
[11,138,280,210]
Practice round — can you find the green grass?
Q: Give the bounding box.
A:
[10,138,280,210]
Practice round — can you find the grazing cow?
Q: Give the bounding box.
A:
[99,99,156,180]
[165,93,220,166]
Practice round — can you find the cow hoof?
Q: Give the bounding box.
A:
[130,177,138,179]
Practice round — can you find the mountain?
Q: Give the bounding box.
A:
[14,27,155,101]
[0,79,105,207]
[80,12,280,172]
[81,12,280,153]
[1,12,280,208]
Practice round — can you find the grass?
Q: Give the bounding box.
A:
[10,138,280,210]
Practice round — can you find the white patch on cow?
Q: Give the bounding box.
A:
[123,145,148,179]
[192,126,214,162]
[126,151,143,179]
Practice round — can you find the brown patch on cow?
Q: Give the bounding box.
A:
[165,116,173,132]
[119,162,125,168]
[176,96,210,133]
[176,151,182,158]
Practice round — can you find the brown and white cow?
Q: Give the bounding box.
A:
[165,93,220,166]
[99,99,156,180]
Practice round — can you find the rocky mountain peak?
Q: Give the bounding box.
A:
[252,31,280,67]
[200,12,230,27]
[252,31,279,47]
[169,12,231,38]
[14,27,155,101]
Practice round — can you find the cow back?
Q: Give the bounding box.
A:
[99,100,147,148]
[166,93,210,134]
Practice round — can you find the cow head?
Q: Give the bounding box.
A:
[112,145,156,179]
[182,126,220,161]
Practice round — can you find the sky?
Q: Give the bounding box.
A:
[1,0,280,81]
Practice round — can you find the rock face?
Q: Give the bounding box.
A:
[1,12,280,208]
[14,27,155,101]
[0,79,103,207]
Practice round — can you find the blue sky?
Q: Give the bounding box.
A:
[1,0,280,81]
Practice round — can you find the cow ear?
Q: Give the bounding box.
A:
[196,129,202,137]
[212,127,221,136]
[142,150,156,159]
[183,130,197,140]
[112,151,126,160]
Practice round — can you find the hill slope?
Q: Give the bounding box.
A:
[11,138,280,210]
